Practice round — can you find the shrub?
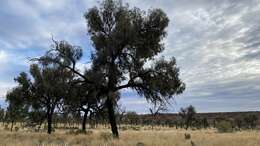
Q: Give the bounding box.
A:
[4,125,9,130]
[100,132,113,141]
[184,133,191,140]
[216,120,233,133]
[191,140,196,146]
[136,142,145,146]
[66,129,93,135]
[14,126,19,132]
[121,126,128,131]
[132,126,141,131]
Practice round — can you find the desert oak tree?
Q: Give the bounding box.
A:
[37,0,185,137]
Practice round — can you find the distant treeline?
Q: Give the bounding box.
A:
[0,104,258,133]
[117,107,259,131]
[139,111,260,129]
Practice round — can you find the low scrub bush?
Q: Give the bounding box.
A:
[14,126,19,132]
[184,133,191,140]
[132,126,141,131]
[66,129,93,135]
[100,132,113,141]
[121,126,128,131]
[216,120,233,133]
[136,142,145,146]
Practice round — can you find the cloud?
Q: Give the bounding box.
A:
[0,82,16,98]
[0,0,98,50]
[0,50,7,62]
[0,0,97,97]
[0,0,260,112]
[122,0,260,112]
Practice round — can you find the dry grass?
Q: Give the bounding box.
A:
[0,126,259,146]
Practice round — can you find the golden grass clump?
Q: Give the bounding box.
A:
[0,126,259,146]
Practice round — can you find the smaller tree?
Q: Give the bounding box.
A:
[149,103,167,129]
[216,120,233,133]
[26,109,46,130]
[234,118,243,130]
[5,87,29,131]
[244,115,258,129]
[14,61,73,134]
[179,105,196,130]
[202,117,209,129]
[115,104,126,127]
[0,106,5,125]
[125,111,139,126]
[65,82,98,131]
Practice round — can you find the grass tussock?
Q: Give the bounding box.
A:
[0,128,259,146]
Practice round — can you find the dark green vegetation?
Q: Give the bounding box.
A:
[115,107,259,132]
[0,104,259,135]
[136,110,260,131]
[4,0,185,138]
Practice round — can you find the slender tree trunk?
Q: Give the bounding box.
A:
[47,106,54,134]
[185,121,189,130]
[47,113,52,134]
[11,120,14,132]
[106,97,119,138]
[82,111,88,131]
[38,118,44,131]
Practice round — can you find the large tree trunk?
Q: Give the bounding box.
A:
[106,97,119,138]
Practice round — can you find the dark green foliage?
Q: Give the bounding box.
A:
[84,0,184,137]
[9,61,74,134]
[63,74,106,131]
[25,110,46,129]
[34,0,184,137]
[4,0,185,137]
[0,107,5,123]
[216,120,234,133]
[5,87,29,131]
[124,111,140,125]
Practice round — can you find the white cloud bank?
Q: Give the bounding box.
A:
[0,0,260,112]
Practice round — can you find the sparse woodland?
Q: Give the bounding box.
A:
[1,0,260,146]
[4,0,186,137]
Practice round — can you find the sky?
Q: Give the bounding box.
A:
[0,0,260,113]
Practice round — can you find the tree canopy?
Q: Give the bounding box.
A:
[6,0,185,137]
